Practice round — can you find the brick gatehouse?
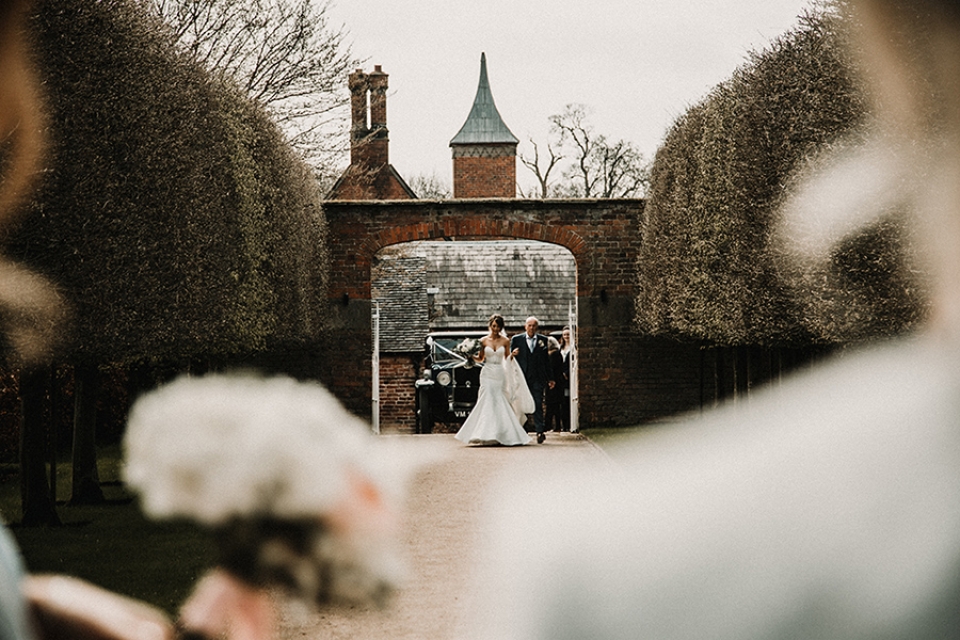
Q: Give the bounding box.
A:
[319,197,710,429]
[321,59,715,428]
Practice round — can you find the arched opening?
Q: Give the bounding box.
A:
[322,198,661,429]
[370,238,577,434]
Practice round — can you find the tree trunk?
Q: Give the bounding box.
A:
[126,360,155,408]
[734,346,749,403]
[69,363,104,505]
[19,367,60,526]
[713,347,725,408]
[48,368,60,504]
[699,347,706,413]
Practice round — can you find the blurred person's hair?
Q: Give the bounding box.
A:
[0,0,65,365]
[0,0,44,222]
[781,0,960,341]
[854,0,960,333]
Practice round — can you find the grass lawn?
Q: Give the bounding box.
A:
[0,445,214,614]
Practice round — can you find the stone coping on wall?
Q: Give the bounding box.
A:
[324,197,646,206]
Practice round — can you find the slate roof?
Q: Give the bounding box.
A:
[449,53,519,147]
[371,253,428,351]
[373,240,576,352]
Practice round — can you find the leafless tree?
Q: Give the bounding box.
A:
[409,173,451,199]
[519,137,563,198]
[150,0,360,183]
[544,103,649,198]
[580,136,648,199]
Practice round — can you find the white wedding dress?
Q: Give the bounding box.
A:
[455,346,532,446]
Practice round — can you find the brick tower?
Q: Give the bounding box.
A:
[328,65,415,200]
[450,53,518,198]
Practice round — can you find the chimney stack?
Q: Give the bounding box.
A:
[328,65,415,200]
[348,67,389,169]
[369,65,388,130]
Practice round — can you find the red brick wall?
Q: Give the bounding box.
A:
[351,136,389,169]
[317,199,709,429]
[378,354,419,433]
[453,155,516,198]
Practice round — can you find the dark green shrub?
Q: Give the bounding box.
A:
[636,9,870,346]
[6,0,327,367]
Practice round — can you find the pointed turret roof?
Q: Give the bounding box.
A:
[450,53,519,146]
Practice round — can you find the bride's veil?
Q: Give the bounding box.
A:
[500,329,535,422]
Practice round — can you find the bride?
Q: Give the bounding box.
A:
[455,314,533,446]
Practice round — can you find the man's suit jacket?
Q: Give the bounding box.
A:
[510,333,553,388]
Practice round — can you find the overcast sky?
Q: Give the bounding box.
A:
[328,0,814,194]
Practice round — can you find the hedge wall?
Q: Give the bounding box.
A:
[5,0,327,366]
[635,9,876,347]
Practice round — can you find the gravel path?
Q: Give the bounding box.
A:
[276,432,609,639]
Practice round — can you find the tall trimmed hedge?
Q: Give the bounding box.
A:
[6,0,328,365]
[636,9,870,346]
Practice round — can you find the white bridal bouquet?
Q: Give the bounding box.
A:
[454,337,483,360]
[123,373,417,612]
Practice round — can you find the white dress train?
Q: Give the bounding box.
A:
[455,346,532,446]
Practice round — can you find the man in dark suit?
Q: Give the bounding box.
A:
[510,316,555,444]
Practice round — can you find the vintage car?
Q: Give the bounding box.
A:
[414,330,486,434]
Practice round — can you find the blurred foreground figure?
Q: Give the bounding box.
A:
[0,0,64,366]
[124,373,416,640]
[1,2,412,638]
[462,2,960,638]
[1,3,153,640]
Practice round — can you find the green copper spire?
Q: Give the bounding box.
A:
[450,53,519,146]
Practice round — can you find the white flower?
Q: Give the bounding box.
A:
[454,337,482,358]
[122,372,432,606]
[124,373,383,524]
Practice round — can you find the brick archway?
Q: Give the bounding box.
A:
[320,198,705,428]
[365,219,588,267]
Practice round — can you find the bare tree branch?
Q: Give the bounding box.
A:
[544,103,650,198]
[149,0,361,183]
[409,173,451,199]
[519,137,563,198]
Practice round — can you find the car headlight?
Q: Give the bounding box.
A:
[436,371,452,386]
